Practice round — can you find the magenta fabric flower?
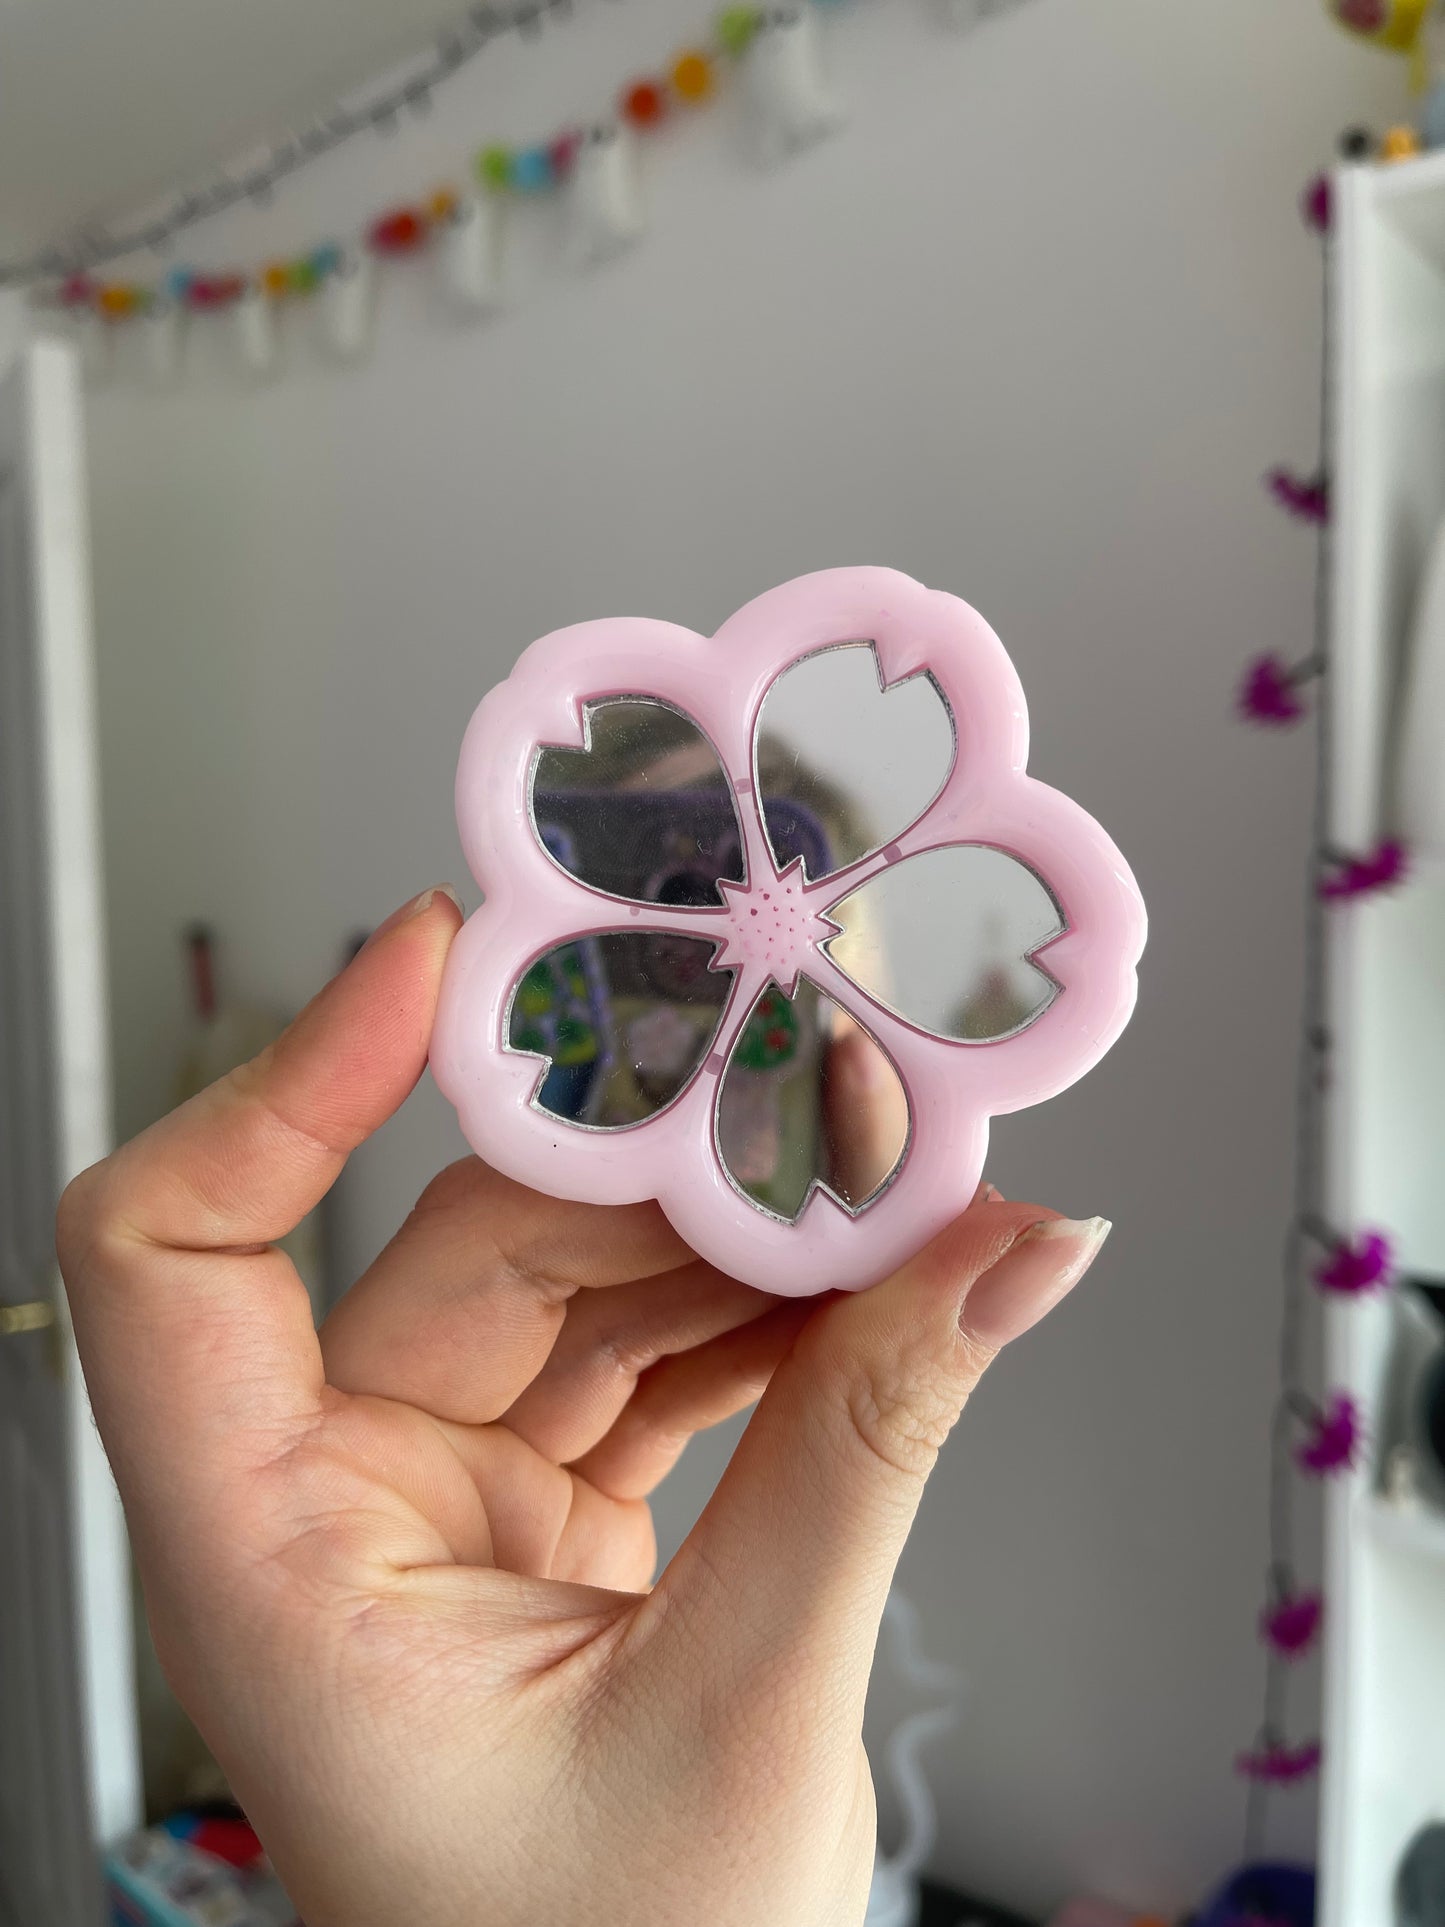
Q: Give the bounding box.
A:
[1315,1230,1392,1295]
[1235,1737,1322,1785]
[1259,1590,1323,1659]
[1237,654,1308,727]
[432,568,1147,1295]
[1319,839,1408,901]
[1301,172,1332,234]
[1295,1394,1362,1476]
[1266,468,1330,525]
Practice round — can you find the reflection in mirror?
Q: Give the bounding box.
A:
[716,980,909,1221]
[531,699,745,904]
[754,644,955,880]
[509,931,731,1125]
[826,846,1064,1041]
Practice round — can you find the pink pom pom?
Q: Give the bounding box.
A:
[1296,1393,1362,1476]
[549,129,582,177]
[1260,1590,1323,1659]
[1320,839,1408,901]
[1235,1737,1322,1784]
[1302,173,1332,234]
[1316,1230,1392,1295]
[1238,654,1308,726]
[1267,468,1330,525]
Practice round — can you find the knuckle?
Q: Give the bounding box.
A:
[55,1160,119,1277]
[595,1322,661,1384]
[839,1350,965,1482]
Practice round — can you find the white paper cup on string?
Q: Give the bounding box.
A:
[69,308,113,387]
[567,123,645,266]
[140,294,183,387]
[742,6,845,163]
[233,279,278,377]
[439,193,503,315]
[317,246,374,361]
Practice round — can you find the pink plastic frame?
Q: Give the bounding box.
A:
[431,568,1146,1296]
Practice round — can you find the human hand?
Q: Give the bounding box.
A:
[58,887,1109,1927]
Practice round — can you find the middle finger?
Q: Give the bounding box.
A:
[319,1156,697,1422]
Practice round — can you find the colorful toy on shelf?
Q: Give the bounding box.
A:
[1382,121,1425,159]
[1327,0,1430,73]
[1325,0,1445,149]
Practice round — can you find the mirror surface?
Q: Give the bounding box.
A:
[754,643,955,880]
[509,931,730,1125]
[532,700,746,904]
[827,845,1064,1041]
[716,980,909,1221]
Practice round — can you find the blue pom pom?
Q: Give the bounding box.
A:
[309,242,343,278]
[165,267,195,301]
[511,146,554,192]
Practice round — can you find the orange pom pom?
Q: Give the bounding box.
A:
[97,283,140,318]
[426,187,459,224]
[671,50,714,101]
[622,79,667,127]
[262,262,291,299]
[1381,123,1422,161]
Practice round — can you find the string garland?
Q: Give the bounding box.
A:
[20,0,1038,370]
[23,0,859,328]
[0,0,585,290]
[1233,130,1406,1859]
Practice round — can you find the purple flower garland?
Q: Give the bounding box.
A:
[1233,146,1404,1855]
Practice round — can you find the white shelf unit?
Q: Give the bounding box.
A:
[1322,157,1445,1927]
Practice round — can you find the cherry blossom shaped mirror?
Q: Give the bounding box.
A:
[431,568,1147,1296]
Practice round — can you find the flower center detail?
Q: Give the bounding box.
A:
[711,863,834,985]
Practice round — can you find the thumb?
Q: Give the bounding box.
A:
[59,885,463,1498]
[657,1199,1109,1719]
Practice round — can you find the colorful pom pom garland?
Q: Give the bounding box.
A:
[31,0,896,335]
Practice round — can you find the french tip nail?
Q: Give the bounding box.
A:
[1024,1214,1112,1249]
[359,884,465,954]
[958,1215,1113,1352]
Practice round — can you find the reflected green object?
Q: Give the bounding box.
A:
[512,947,600,1068]
[734,988,799,1070]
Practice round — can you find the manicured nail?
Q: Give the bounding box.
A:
[360,885,464,951]
[982,1183,1005,1203]
[959,1216,1111,1350]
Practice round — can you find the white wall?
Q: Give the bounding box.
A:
[79,1,1405,1914]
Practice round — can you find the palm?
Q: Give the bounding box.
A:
[284,1385,659,1593]
[231,1154,803,1605]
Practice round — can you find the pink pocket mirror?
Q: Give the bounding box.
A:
[431,568,1146,1296]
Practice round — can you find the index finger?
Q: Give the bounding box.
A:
[57,888,462,1494]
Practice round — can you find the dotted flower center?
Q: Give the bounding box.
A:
[711,863,835,985]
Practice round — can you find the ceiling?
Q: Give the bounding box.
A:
[0,0,480,266]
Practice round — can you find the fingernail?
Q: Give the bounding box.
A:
[982,1183,1005,1203]
[360,884,464,951]
[959,1216,1111,1351]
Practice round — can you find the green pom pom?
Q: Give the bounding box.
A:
[716,5,762,55]
[477,145,513,189]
